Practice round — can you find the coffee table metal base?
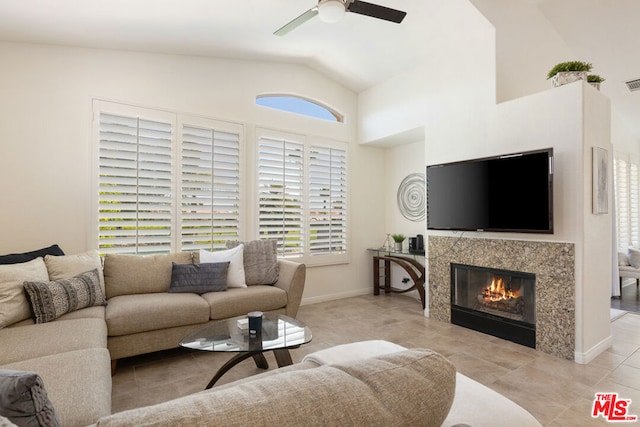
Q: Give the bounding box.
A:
[205,348,294,389]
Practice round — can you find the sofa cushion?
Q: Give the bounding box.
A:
[0,369,60,427]
[23,269,106,324]
[1,348,112,427]
[0,245,64,266]
[226,239,279,285]
[0,258,50,328]
[629,247,640,269]
[106,293,210,336]
[302,340,408,366]
[201,285,288,320]
[94,349,456,427]
[168,262,228,294]
[103,252,193,298]
[0,318,107,365]
[199,246,246,288]
[9,306,106,327]
[0,416,17,426]
[44,249,105,294]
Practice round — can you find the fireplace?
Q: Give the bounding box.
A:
[450,263,536,348]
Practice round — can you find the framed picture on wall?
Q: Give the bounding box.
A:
[592,146,608,215]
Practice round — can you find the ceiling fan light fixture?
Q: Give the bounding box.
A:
[317,0,346,23]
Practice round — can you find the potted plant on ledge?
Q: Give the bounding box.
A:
[587,74,606,91]
[547,61,592,88]
[391,234,406,252]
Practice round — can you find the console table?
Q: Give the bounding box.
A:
[368,248,425,308]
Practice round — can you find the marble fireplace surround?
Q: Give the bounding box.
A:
[428,236,576,360]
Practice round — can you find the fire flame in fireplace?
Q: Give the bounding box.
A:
[482,277,519,302]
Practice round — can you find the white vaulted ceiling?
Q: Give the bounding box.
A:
[0,0,638,138]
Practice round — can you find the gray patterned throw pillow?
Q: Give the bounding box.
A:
[0,369,60,427]
[23,268,106,323]
[226,239,279,285]
[169,262,229,294]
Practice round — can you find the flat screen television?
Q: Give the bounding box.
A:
[426,148,553,233]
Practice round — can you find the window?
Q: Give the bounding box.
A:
[256,128,348,265]
[94,101,242,255]
[256,95,344,123]
[615,155,640,251]
[179,117,242,251]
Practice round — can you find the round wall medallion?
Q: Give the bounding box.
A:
[397,173,426,222]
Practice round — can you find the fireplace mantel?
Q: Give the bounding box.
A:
[428,236,575,360]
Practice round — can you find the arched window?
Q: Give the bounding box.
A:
[256,94,344,123]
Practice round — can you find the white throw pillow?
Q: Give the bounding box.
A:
[199,245,246,288]
[629,248,640,269]
[0,258,49,328]
[619,251,631,267]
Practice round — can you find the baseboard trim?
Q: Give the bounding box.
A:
[574,335,613,364]
[300,288,370,306]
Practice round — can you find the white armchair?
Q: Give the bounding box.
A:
[618,250,640,295]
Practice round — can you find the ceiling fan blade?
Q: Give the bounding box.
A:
[274,7,319,36]
[346,0,406,23]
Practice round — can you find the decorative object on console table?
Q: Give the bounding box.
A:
[396,173,426,221]
[546,60,592,88]
[592,146,608,215]
[378,233,393,253]
[408,234,425,254]
[391,234,406,252]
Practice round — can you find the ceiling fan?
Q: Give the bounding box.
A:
[274,0,407,36]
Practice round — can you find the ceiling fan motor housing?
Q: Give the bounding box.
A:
[318,0,346,23]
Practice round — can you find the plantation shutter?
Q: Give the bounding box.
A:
[257,131,305,257]
[615,157,630,251]
[180,118,241,251]
[631,162,640,248]
[308,144,348,255]
[98,112,174,254]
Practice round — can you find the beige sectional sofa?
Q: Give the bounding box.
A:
[103,251,306,365]
[0,243,305,427]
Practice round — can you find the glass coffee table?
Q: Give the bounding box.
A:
[180,313,312,389]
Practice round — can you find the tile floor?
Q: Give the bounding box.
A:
[611,281,640,314]
[111,294,640,426]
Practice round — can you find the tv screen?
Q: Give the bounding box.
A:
[426,148,553,233]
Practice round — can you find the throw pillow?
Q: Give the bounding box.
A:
[619,251,631,267]
[629,247,640,269]
[199,246,246,288]
[169,262,229,294]
[0,258,50,328]
[0,245,64,266]
[226,240,279,285]
[44,249,105,294]
[23,269,107,324]
[0,369,60,427]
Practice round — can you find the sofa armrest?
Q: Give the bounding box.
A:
[273,259,306,318]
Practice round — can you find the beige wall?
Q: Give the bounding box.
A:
[357,0,613,362]
[0,41,386,305]
[384,140,426,241]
